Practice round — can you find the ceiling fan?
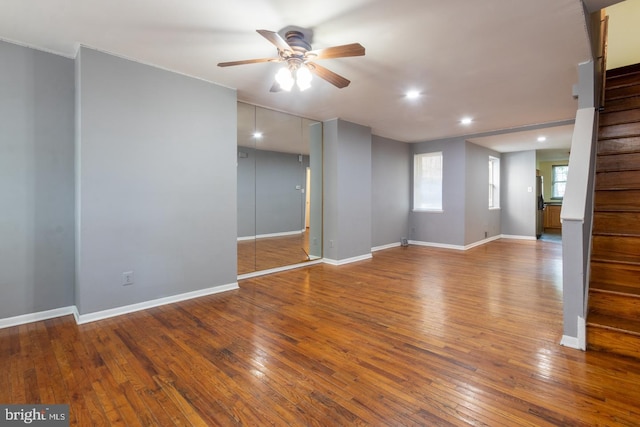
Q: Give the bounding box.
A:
[217,29,365,92]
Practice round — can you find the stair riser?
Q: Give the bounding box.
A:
[595,190,640,211]
[602,96,640,113]
[590,291,640,319]
[599,122,640,140]
[599,109,640,126]
[587,326,640,359]
[605,73,640,91]
[596,152,640,173]
[595,170,640,190]
[606,84,640,102]
[598,137,640,155]
[606,63,640,78]
[593,212,640,235]
[592,235,640,264]
[591,262,640,290]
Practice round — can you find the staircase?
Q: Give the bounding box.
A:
[587,63,640,359]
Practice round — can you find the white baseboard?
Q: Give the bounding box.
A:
[578,316,586,350]
[560,335,582,350]
[464,235,501,250]
[408,240,466,251]
[76,282,239,324]
[323,253,373,266]
[238,259,323,280]
[0,306,78,329]
[237,229,306,241]
[500,234,537,241]
[409,235,534,252]
[371,242,401,252]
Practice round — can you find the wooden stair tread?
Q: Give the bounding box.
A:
[601,96,640,113]
[590,282,640,297]
[606,84,640,102]
[605,74,640,91]
[587,313,640,336]
[596,152,640,172]
[606,63,640,79]
[598,122,640,140]
[590,257,640,267]
[592,231,640,238]
[597,137,640,155]
[599,108,640,126]
[594,208,640,212]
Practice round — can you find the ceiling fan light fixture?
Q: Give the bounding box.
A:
[296,65,313,91]
[275,67,295,91]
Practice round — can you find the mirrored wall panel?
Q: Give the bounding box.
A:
[237,102,322,275]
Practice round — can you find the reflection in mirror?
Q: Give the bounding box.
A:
[237,102,257,274]
[237,102,322,275]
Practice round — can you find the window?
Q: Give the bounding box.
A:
[552,165,568,199]
[488,156,500,209]
[413,152,443,211]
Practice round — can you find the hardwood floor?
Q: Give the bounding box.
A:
[3,239,640,425]
[238,231,311,275]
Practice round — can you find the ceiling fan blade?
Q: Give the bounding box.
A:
[217,58,279,67]
[257,29,293,53]
[307,43,365,60]
[309,63,351,88]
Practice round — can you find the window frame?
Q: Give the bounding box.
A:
[413,151,443,212]
[488,156,500,210]
[551,164,568,200]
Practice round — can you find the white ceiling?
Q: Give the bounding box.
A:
[0,0,614,151]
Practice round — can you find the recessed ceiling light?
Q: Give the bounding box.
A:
[253,132,263,139]
[537,136,547,142]
[460,117,473,125]
[406,90,421,99]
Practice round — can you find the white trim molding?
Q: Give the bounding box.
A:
[0,306,78,330]
[371,242,401,252]
[76,283,239,325]
[237,229,306,242]
[500,234,537,241]
[409,235,534,252]
[238,259,323,280]
[464,235,502,250]
[409,240,466,251]
[560,335,581,350]
[323,253,373,266]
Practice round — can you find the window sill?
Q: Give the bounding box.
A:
[413,209,444,213]
[489,207,501,211]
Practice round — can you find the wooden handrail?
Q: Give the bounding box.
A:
[599,15,609,110]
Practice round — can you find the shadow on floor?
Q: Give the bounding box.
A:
[539,229,562,243]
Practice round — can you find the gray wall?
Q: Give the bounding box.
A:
[309,123,323,258]
[237,146,256,239]
[501,150,537,237]
[255,150,307,236]
[237,148,309,238]
[323,119,372,261]
[0,41,75,318]
[371,135,410,248]
[410,138,466,246]
[75,47,237,315]
[464,142,502,244]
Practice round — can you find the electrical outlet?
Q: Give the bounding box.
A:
[329,240,334,248]
[122,271,134,286]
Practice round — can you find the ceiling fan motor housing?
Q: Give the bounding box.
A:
[284,31,311,55]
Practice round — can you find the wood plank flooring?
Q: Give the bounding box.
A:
[3,239,640,425]
[238,231,311,275]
